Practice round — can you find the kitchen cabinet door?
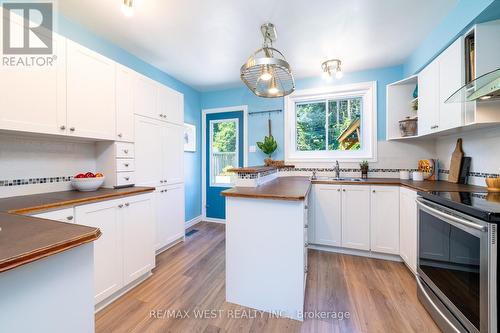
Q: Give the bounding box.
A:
[116,65,135,142]
[0,33,66,135]
[133,74,158,120]
[122,194,155,285]
[75,199,123,304]
[341,185,370,251]
[418,60,439,136]
[158,85,184,125]
[155,184,185,251]
[134,116,164,187]
[399,188,417,273]
[163,122,185,185]
[66,40,116,140]
[312,185,342,247]
[370,186,399,254]
[438,38,464,131]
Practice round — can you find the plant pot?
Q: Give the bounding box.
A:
[360,167,368,179]
[264,158,273,166]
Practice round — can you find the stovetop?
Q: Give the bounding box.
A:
[418,191,500,223]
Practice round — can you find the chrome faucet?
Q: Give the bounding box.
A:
[334,160,340,179]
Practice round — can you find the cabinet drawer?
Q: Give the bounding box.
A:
[116,171,135,186]
[116,158,135,172]
[32,208,75,223]
[115,142,134,158]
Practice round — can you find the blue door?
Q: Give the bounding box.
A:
[206,111,244,219]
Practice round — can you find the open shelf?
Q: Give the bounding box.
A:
[386,75,419,140]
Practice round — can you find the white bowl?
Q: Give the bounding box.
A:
[71,177,105,192]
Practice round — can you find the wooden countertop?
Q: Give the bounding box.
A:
[222,177,312,201]
[221,176,487,201]
[0,186,155,273]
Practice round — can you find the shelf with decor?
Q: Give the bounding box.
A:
[386,75,419,140]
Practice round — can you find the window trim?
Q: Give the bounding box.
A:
[209,118,240,187]
[284,81,377,164]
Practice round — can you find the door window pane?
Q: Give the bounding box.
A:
[210,119,238,186]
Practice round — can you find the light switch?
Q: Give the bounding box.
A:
[249,145,257,153]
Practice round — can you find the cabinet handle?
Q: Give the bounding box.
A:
[159,114,163,118]
[69,127,75,132]
[59,125,66,130]
[337,189,341,192]
[66,216,73,221]
[304,205,308,209]
[160,180,164,183]
[124,177,130,181]
[118,204,124,208]
[118,133,123,138]
[304,224,308,229]
[304,268,308,274]
[372,190,376,193]
[430,125,439,129]
[125,202,130,207]
[123,149,129,154]
[343,189,346,192]
[124,163,129,167]
[304,242,309,247]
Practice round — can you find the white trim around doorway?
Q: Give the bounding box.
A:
[201,105,249,221]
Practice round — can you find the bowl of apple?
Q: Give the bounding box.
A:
[71,172,105,192]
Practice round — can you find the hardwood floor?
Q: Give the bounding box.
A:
[96,222,440,333]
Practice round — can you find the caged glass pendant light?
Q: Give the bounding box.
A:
[240,23,295,98]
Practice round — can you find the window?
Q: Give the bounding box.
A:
[210,118,239,186]
[285,82,376,163]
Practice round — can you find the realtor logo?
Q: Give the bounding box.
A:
[2,2,53,55]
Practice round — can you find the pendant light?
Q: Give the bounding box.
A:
[240,23,295,98]
[322,59,343,80]
[122,0,134,17]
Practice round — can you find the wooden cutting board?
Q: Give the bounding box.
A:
[448,138,464,183]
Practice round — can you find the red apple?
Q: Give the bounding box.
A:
[75,173,85,178]
[84,172,95,178]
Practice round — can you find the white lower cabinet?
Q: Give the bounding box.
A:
[75,193,155,305]
[311,184,402,256]
[399,187,418,272]
[341,185,371,251]
[155,184,185,251]
[31,208,75,224]
[370,186,400,254]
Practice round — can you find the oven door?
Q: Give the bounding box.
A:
[416,197,496,333]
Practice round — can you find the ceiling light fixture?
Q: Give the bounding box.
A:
[240,23,295,98]
[322,59,343,80]
[122,0,134,17]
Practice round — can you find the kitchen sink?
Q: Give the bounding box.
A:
[312,176,364,182]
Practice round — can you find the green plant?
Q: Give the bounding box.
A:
[359,160,369,169]
[256,135,278,158]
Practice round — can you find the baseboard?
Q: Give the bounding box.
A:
[156,236,184,255]
[204,217,226,224]
[185,215,203,229]
[309,244,402,262]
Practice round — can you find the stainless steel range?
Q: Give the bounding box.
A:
[416,191,498,333]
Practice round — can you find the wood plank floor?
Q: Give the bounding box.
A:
[96,222,440,333]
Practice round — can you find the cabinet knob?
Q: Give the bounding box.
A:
[123,149,129,154]
[304,268,308,273]
[372,190,376,193]
[118,133,123,138]
[159,114,163,118]
[343,189,346,192]
[124,177,130,181]
[124,163,129,167]
[125,202,130,207]
[304,224,308,229]
[304,205,308,209]
[304,242,309,247]
[118,204,124,208]
[59,125,66,130]
[160,180,164,183]
[337,189,341,192]
[66,216,73,221]
[69,127,75,132]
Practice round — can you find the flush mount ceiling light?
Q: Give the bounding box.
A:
[240,23,295,98]
[322,59,343,80]
[122,0,134,17]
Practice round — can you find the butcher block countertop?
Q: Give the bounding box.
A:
[221,176,487,201]
[0,186,155,273]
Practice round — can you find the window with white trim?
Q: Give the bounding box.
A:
[285,82,377,163]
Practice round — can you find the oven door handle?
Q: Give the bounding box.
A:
[416,198,487,232]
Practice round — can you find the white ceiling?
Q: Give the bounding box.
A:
[58,0,457,91]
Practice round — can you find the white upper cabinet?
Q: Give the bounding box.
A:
[115,65,135,142]
[370,186,399,255]
[418,60,440,136]
[341,185,370,251]
[66,40,116,140]
[312,185,342,247]
[0,33,66,135]
[134,116,165,187]
[438,38,464,131]
[133,74,158,120]
[163,123,185,185]
[158,85,184,125]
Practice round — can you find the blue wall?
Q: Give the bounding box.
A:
[201,66,403,165]
[403,0,495,76]
[56,16,202,222]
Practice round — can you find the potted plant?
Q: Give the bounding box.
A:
[257,134,278,166]
[360,160,369,179]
